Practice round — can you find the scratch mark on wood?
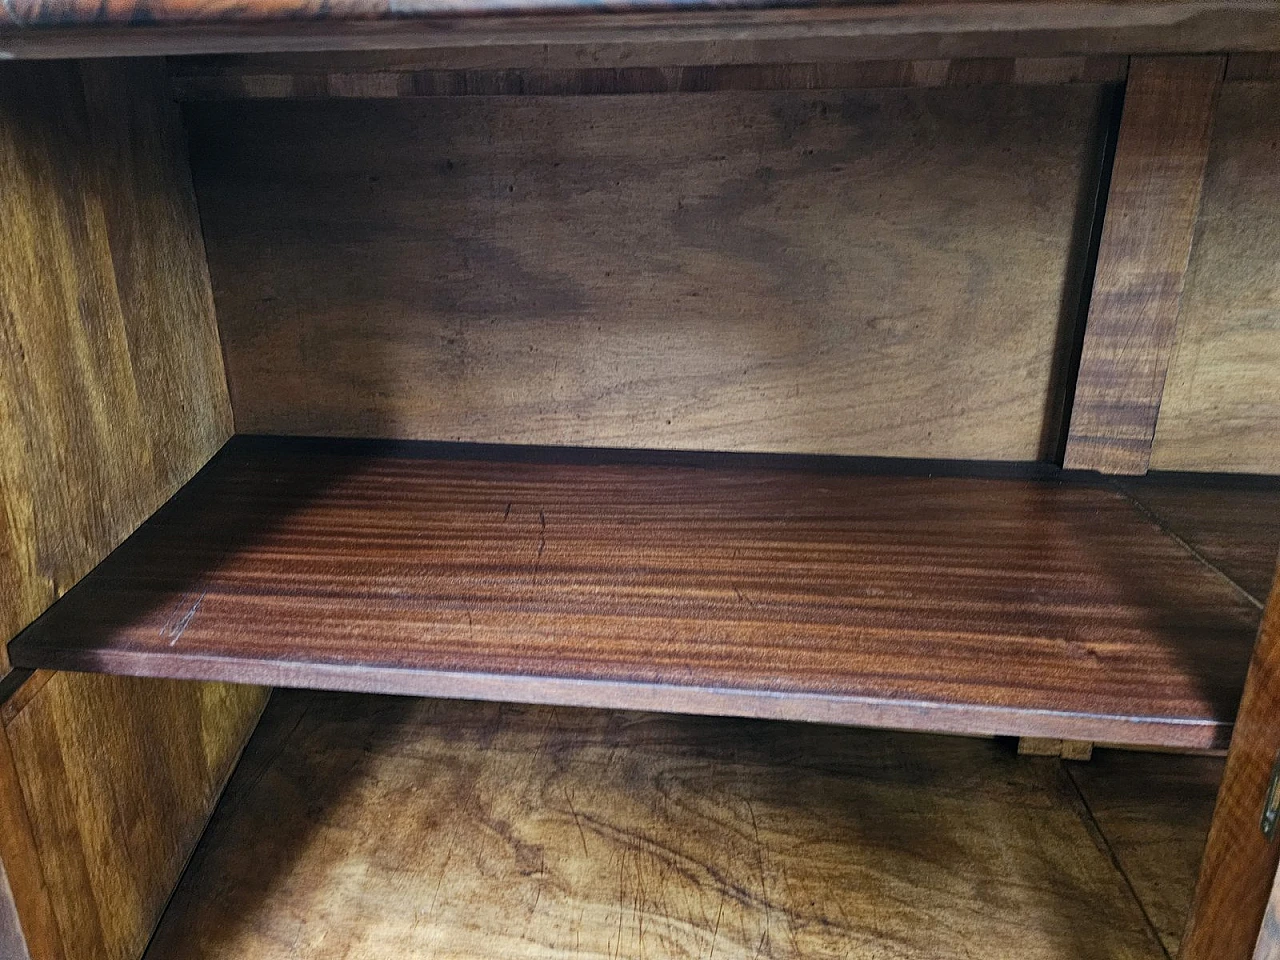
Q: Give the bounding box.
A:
[163,591,206,646]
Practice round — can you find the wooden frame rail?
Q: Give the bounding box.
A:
[1064,55,1223,475]
[2,2,1280,61]
[1185,564,1280,960]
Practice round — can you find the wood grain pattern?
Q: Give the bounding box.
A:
[10,440,1265,749]
[1226,54,1280,82]
[1252,869,1280,960]
[1181,569,1280,960]
[0,672,268,960]
[7,0,1280,26]
[3,0,1280,61]
[0,859,32,960]
[0,59,267,960]
[169,55,1129,99]
[1116,475,1280,604]
[0,59,232,676]
[1068,749,1225,955]
[168,46,1134,81]
[0,689,65,960]
[144,690,1200,960]
[1063,55,1223,475]
[193,85,1108,460]
[1149,82,1280,475]
[1018,736,1094,760]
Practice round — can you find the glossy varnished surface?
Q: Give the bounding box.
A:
[144,691,1216,960]
[10,440,1263,747]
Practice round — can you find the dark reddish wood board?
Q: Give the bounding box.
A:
[3,3,1280,62]
[7,439,1263,748]
[3,0,1279,29]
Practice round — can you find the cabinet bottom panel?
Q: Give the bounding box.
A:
[144,691,1221,960]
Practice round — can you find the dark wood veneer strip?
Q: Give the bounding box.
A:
[9,439,1262,748]
[3,4,1280,61]
[1063,56,1224,474]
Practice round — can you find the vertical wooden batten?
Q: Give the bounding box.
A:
[1062,55,1223,475]
[0,58,269,960]
[1182,564,1280,960]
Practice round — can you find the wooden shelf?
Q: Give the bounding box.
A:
[9,439,1265,749]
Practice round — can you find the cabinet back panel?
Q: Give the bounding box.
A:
[1151,81,1280,475]
[189,85,1108,459]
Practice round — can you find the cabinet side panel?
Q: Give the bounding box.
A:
[194,83,1109,460]
[0,59,233,675]
[1150,81,1280,474]
[0,672,268,960]
[0,59,267,960]
[1182,563,1280,960]
[0,858,32,960]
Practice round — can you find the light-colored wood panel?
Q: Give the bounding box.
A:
[168,55,1129,99]
[146,691,1183,960]
[0,59,268,960]
[1068,750,1224,956]
[0,672,268,960]
[0,59,233,675]
[1182,569,1280,960]
[1063,55,1223,474]
[196,85,1108,459]
[1018,737,1095,760]
[1150,82,1280,474]
[0,684,65,960]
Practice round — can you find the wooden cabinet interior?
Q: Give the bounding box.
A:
[0,30,1277,960]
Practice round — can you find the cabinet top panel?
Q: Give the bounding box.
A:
[1,0,1278,61]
